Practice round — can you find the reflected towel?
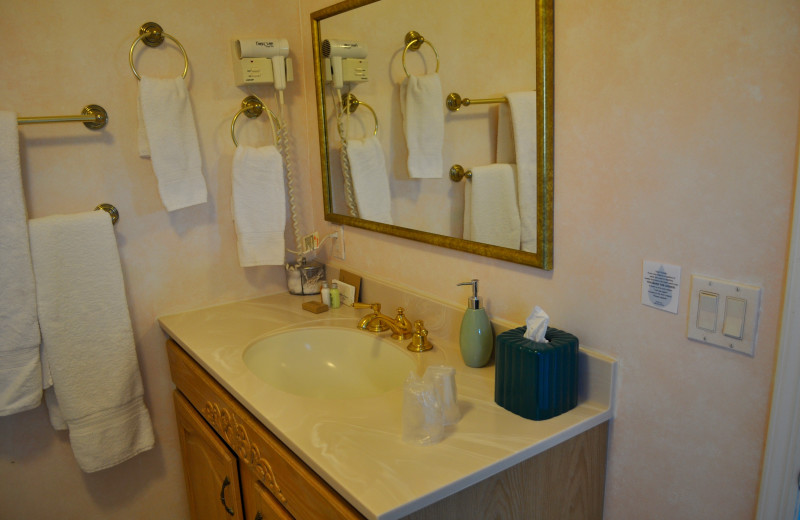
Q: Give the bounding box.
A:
[29,211,154,472]
[505,92,537,253]
[464,164,520,249]
[138,75,207,211]
[400,74,443,178]
[0,111,42,416]
[347,136,393,225]
[231,145,286,266]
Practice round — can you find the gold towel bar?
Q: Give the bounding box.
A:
[449,165,472,182]
[94,203,119,225]
[17,105,108,130]
[446,93,508,112]
[129,22,189,80]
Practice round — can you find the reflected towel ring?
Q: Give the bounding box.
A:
[402,31,439,77]
[231,95,280,147]
[129,22,189,80]
[338,94,378,137]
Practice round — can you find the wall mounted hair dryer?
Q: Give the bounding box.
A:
[235,38,291,92]
[322,39,368,89]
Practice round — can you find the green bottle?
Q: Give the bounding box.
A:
[457,280,493,368]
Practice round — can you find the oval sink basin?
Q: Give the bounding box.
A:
[242,327,415,399]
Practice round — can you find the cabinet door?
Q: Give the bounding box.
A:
[241,465,294,520]
[174,391,245,520]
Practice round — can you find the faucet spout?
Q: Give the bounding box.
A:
[354,303,414,340]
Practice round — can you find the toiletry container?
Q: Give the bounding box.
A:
[457,280,493,367]
[329,282,340,309]
[320,281,331,306]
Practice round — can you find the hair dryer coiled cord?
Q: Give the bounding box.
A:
[276,106,303,256]
[335,91,359,218]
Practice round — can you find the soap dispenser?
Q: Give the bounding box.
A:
[457,279,493,367]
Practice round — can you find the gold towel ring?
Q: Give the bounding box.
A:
[231,96,280,147]
[129,22,189,80]
[94,203,120,225]
[402,31,439,77]
[339,94,378,137]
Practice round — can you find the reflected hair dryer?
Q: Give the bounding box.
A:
[322,39,368,89]
[236,38,290,92]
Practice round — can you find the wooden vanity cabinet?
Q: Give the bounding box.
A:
[173,391,245,520]
[167,339,365,520]
[167,339,609,520]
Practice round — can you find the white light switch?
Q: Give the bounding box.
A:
[697,291,718,332]
[687,275,761,356]
[722,297,746,339]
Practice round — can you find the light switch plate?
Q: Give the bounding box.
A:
[687,274,761,356]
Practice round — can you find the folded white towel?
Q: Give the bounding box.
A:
[495,103,516,164]
[464,164,521,249]
[347,136,393,225]
[0,111,42,416]
[29,211,154,472]
[138,75,207,212]
[400,74,444,178]
[231,145,286,266]
[506,92,538,253]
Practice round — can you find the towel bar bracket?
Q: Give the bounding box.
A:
[449,164,472,182]
[139,22,166,48]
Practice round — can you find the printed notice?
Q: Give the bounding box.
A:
[642,261,681,314]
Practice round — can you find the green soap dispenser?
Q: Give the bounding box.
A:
[457,279,494,367]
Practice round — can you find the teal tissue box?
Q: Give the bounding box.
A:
[494,326,579,421]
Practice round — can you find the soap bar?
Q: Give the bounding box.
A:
[302,301,328,314]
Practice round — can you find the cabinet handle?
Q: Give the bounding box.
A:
[220,476,235,516]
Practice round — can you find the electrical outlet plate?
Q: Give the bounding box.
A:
[687,274,762,356]
[302,232,319,253]
[332,226,345,260]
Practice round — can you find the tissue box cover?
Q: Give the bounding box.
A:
[494,326,579,421]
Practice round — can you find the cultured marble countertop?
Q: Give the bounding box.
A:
[158,291,617,520]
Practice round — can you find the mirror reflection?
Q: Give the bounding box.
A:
[312,0,553,269]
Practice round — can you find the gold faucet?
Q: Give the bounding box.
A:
[354,303,413,340]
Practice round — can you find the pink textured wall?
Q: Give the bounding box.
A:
[301,0,800,518]
[0,0,314,517]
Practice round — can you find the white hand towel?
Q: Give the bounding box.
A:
[506,92,538,253]
[400,74,444,178]
[0,111,42,416]
[231,145,286,266]
[347,136,393,225]
[29,211,154,472]
[138,75,207,212]
[464,165,521,249]
[495,103,516,164]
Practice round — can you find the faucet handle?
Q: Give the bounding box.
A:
[354,302,381,313]
[407,320,433,352]
[391,307,413,340]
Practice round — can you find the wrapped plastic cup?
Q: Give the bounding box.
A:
[402,372,444,445]
[424,365,460,425]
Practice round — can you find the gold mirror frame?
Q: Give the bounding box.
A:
[311,0,553,270]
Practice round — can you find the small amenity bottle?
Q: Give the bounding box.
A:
[457,279,493,367]
[320,281,331,306]
[330,282,341,309]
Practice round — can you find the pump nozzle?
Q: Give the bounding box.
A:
[457,279,481,310]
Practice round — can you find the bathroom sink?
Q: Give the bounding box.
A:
[242,327,415,399]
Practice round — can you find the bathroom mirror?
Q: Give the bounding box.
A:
[311,0,553,269]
